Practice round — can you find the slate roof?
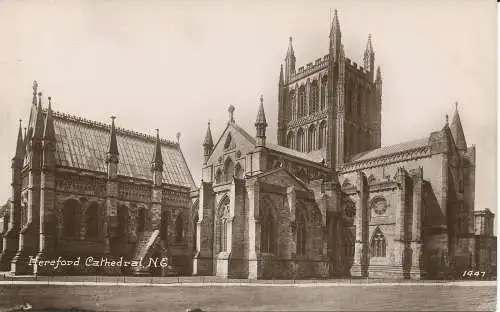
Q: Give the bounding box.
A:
[51,111,195,189]
[350,137,429,163]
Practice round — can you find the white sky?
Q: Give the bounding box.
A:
[0,0,496,215]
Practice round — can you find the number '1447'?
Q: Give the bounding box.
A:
[462,270,486,278]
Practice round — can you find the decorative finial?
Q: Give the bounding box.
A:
[455,101,458,110]
[176,132,181,142]
[155,128,159,137]
[260,94,263,105]
[289,36,292,43]
[48,96,52,106]
[445,114,449,125]
[19,119,22,127]
[228,105,235,123]
[33,80,38,93]
[111,116,116,122]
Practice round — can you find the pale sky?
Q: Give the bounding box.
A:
[0,0,496,216]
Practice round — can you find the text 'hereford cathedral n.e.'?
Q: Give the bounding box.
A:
[0,10,495,279]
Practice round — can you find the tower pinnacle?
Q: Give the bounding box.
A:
[151,128,164,172]
[106,116,119,164]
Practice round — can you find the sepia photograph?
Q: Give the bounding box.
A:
[0,0,496,311]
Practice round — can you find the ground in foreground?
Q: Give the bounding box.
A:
[0,284,496,311]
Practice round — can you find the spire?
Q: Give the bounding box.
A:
[287,36,295,57]
[330,9,341,38]
[329,9,341,59]
[151,129,164,172]
[203,121,214,149]
[106,116,119,164]
[279,64,284,86]
[203,121,214,164]
[450,102,467,150]
[363,34,375,77]
[375,66,382,84]
[285,36,296,82]
[43,96,56,142]
[32,92,45,140]
[14,119,24,160]
[255,95,267,147]
[255,95,267,127]
[32,80,38,105]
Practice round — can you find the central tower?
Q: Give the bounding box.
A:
[277,10,382,168]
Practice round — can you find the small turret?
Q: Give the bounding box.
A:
[151,129,164,186]
[255,95,267,147]
[42,97,56,169]
[13,119,24,162]
[32,92,45,140]
[43,97,56,143]
[105,116,119,179]
[363,34,375,81]
[203,121,214,164]
[450,102,467,151]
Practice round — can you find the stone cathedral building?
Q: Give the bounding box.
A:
[0,81,196,275]
[0,10,495,279]
[192,10,495,279]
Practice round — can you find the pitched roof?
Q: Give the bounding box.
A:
[350,137,429,162]
[51,111,195,189]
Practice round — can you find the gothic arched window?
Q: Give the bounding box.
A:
[21,201,28,227]
[307,125,316,152]
[175,213,185,242]
[63,199,80,238]
[320,76,327,110]
[288,89,296,120]
[218,196,230,252]
[318,121,327,149]
[296,208,306,256]
[260,205,277,254]
[286,131,295,149]
[310,81,319,115]
[298,85,306,118]
[224,158,234,182]
[215,168,222,184]
[117,205,128,239]
[234,162,243,179]
[296,128,305,152]
[86,202,99,239]
[370,227,386,257]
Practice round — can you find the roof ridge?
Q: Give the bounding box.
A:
[50,110,179,147]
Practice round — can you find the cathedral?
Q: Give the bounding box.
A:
[0,10,495,279]
[191,10,495,279]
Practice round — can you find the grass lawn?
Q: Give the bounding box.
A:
[0,284,496,311]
